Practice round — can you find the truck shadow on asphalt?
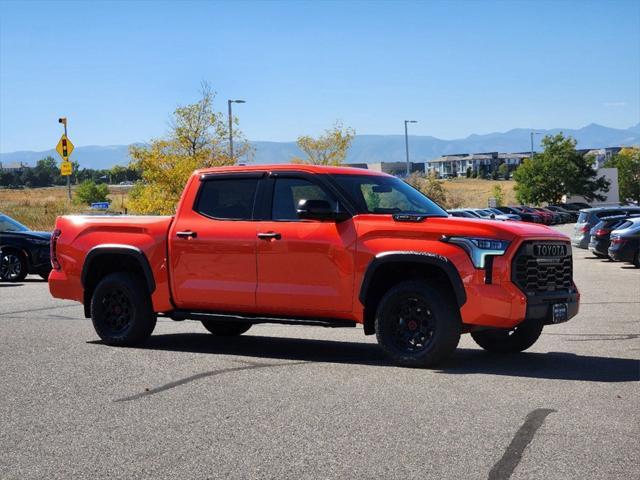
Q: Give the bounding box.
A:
[124,333,639,382]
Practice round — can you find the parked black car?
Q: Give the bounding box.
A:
[447,209,478,218]
[547,205,579,222]
[608,218,640,267]
[496,206,541,223]
[0,214,52,281]
[587,216,636,258]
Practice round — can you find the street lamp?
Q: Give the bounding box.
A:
[228,99,246,162]
[404,120,418,176]
[530,131,542,160]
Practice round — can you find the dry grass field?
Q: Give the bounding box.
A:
[0,179,516,231]
[0,186,130,231]
[444,178,517,208]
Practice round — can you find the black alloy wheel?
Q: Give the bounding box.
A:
[98,288,133,335]
[91,272,156,346]
[375,281,461,368]
[0,251,27,282]
[389,295,434,353]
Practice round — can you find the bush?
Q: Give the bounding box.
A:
[491,184,505,207]
[75,180,109,205]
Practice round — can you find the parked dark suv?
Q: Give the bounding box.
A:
[608,218,640,267]
[572,207,640,249]
[588,215,639,258]
[0,214,51,281]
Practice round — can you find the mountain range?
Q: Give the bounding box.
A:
[2,123,638,171]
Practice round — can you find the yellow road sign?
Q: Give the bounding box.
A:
[56,134,74,160]
[60,161,72,176]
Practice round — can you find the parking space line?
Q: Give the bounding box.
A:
[488,408,556,480]
[114,360,309,402]
[544,333,639,341]
[0,304,78,317]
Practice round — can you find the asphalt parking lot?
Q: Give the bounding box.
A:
[0,224,638,480]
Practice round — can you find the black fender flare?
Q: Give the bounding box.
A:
[81,244,156,293]
[359,251,467,308]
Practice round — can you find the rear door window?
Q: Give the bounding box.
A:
[195,177,259,220]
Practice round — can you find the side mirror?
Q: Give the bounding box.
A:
[296,199,348,222]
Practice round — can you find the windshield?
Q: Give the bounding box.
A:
[0,214,30,232]
[331,174,448,216]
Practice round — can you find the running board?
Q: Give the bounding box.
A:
[166,310,357,329]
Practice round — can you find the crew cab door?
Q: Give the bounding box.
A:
[255,173,357,316]
[169,172,263,311]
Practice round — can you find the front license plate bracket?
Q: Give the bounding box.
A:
[552,303,568,323]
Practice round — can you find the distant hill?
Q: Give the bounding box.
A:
[2,123,638,170]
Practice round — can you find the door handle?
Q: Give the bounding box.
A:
[257,232,281,240]
[176,230,197,239]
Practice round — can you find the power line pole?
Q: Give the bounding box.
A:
[404,120,417,176]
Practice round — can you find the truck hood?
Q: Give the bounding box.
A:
[354,214,569,242]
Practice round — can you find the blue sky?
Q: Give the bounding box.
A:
[0,0,638,152]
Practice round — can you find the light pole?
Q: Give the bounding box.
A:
[404,120,417,176]
[228,99,246,162]
[530,131,542,160]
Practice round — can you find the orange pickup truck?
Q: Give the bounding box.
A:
[49,165,579,367]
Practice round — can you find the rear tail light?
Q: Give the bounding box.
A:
[610,237,625,245]
[51,229,61,270]
[578,224,590,232]
[595,229,609,236]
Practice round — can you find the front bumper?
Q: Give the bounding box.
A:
[460,238,579,329]
[524,289,580,325]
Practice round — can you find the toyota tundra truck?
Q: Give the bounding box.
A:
[48,165,579,367]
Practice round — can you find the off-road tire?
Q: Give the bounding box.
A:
[0,250,28,282]
[90,272,157,346]
[471,319,543,353]
[375,281,461,368]
[201,319,252,336]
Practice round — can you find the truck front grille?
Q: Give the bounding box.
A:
[512,241,573,294]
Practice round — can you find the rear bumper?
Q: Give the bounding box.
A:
[588,240,609,256]
[608,246,635,263]
[571,234,589,249]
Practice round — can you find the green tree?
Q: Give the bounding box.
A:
[293,122,355,165]
[75,180,109,205]
[465,166,471,178]
[498,162,509,178]
[605,147,640,203]
[514,133,609,204]
[128,83,252,214]
[32,156,60,187]
[491,184,505,207]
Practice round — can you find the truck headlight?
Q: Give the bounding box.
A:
[441,236,510,269]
